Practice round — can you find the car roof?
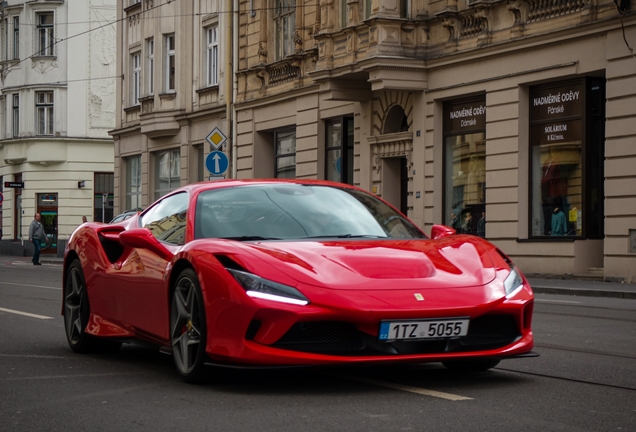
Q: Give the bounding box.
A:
[177,179,360,196]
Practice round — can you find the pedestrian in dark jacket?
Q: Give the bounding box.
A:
[28,213,47,265]
[477,212,486,237]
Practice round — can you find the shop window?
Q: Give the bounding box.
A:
[325,117,353,185]
[275,129,296,178]
[125,155,142,211]
[155,148,180,199]
[94,173,114,223]
[443,97,487,237]
[529,78,605,239]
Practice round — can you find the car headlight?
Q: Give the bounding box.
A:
[504,266,524,298]
[227,268,310,306]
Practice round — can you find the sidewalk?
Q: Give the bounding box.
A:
[6,255,633,300]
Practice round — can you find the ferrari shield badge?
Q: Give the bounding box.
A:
[414,293,425,301]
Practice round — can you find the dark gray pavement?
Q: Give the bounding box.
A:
[4,254,636,300]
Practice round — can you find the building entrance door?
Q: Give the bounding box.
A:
[37,193,58,254]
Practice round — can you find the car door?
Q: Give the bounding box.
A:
[115,192,189,341]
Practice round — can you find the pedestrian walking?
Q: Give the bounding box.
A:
[28,213,47,266]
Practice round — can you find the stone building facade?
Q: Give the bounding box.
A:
[113,0,636,282]
[110,0,231,215]
[0,0,117,257]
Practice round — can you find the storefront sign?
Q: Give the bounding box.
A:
[531,81,583,121]
[532,119,582,146]
[444,98,487,134]
[4,181,24,188]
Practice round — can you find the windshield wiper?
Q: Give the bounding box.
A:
[221,236,282,241]
[304,234,386,239]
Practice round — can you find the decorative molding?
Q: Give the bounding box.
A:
[31,57,58,74]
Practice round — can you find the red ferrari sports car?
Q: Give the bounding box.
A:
[63,179,535,383]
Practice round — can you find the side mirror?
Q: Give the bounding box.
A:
[119,228,173,261]
[430,224,456,240]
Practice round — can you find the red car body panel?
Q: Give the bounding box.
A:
[63,179,534,367]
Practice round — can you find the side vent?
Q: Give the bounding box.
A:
[98,231,125,264]
[214,255,247,272]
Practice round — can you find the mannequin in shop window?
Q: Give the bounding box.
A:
[551,206,568,236]
[541,147,568,235]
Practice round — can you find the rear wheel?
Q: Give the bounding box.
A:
[170,268,210,384]
[442,359,501,372]
[64,260,121,353]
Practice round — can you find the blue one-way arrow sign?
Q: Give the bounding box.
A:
[205,151,229,176]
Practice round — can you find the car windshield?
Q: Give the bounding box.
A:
[194,184,426,240]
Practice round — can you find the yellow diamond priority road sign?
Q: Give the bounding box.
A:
[206,127,227,150]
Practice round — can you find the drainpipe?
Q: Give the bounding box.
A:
[231,0,239,179]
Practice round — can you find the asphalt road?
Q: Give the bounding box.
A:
[0,259,635,431]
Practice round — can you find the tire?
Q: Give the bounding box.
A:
[442,359,501,372]
[170,268,210,384]
[64,260,121,353]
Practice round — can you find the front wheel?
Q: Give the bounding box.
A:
[442,359,501,372]
[170,268,210,384]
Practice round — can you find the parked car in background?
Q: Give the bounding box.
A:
[110,209,142,224]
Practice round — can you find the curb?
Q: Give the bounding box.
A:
[532,286,636,300]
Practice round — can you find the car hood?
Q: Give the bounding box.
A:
[237,237,497,290]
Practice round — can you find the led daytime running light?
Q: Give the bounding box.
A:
[227,268,309,306]
[504,266,524,298]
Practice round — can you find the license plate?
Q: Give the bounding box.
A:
[379,318,470,341]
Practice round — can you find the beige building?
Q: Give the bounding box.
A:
[111,0,231,214]
[0,0,117,257]
[113,0,636,282]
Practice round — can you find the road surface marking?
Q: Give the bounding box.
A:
[3,373,139,381]
[0,281,61,290]
[342,375,473,401]
[535,299,581,304]
[0,354,71,359]
[0,307,54,320]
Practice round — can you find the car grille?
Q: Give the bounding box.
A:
[270,315,521,356]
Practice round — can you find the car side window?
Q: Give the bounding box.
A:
[141,192,189,245]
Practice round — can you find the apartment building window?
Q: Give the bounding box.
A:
[274,0,295,60]
[146,38,154,95]
[125,155,142,211]
[341,0,348,28]
[13,16,19,59]
[155,148,180,199]
[529,78,605,239]
[206,26,218,86]
[364,0,372,19]
[95,173,115,223]
[2,18,7,61]
[275,129,296,178]
[12,94,19,138]
[35,91,54,136]
[36,12,54,57]
[131,52,141,105]
[443,97,487,236]
[325,117,354,184]
[165,34,175,92]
